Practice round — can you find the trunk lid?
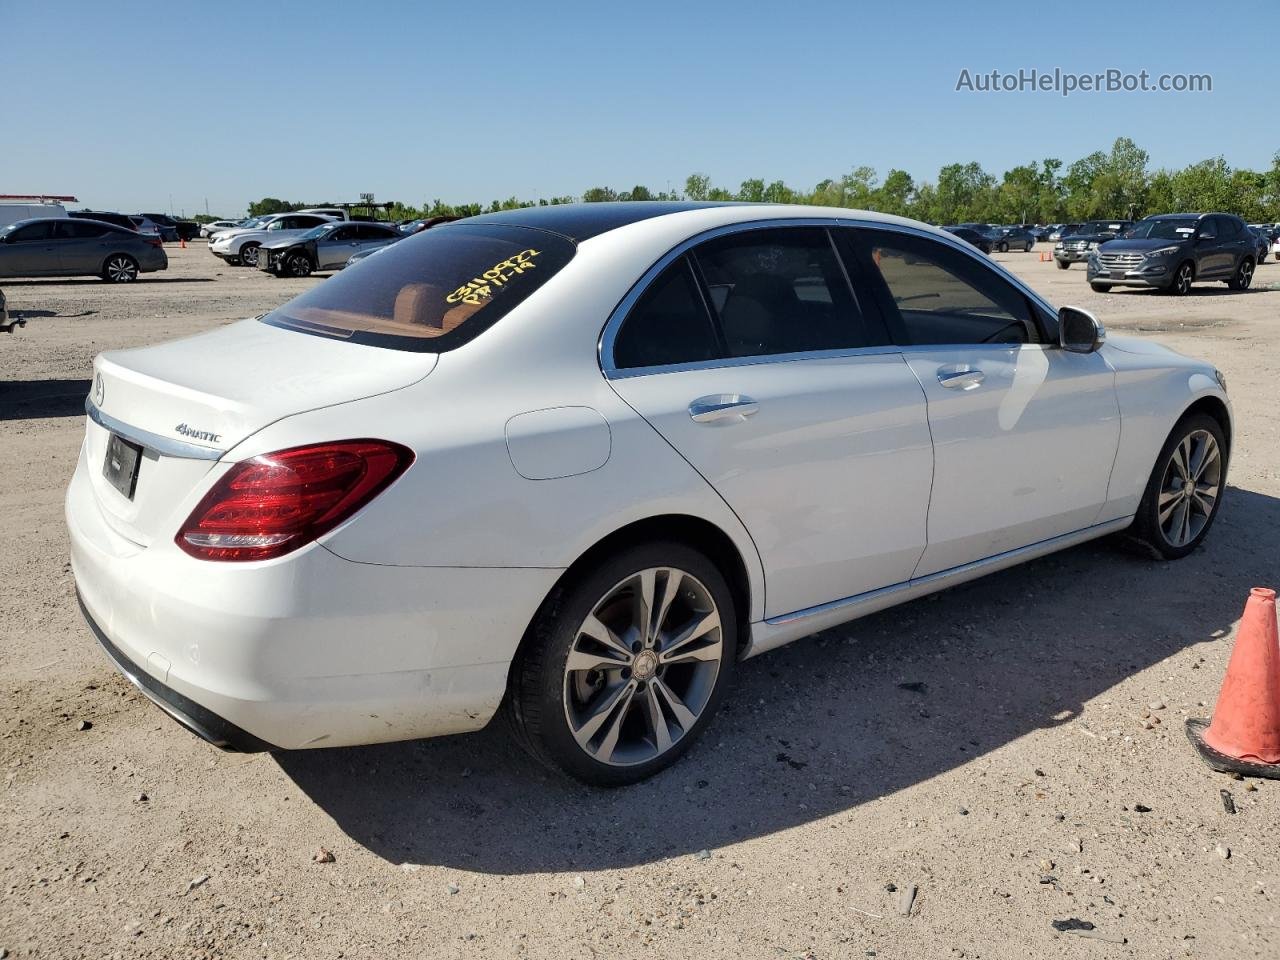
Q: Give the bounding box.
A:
[85,319,435,546]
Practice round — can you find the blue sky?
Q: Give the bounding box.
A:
[2,0,1270,217]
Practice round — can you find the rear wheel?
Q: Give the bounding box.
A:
[998,241,1009,253]
[101,254,139,283]
[1227,257,1254,291]
[1129,413,1227,560]
[239,243,261,267]
[506,542,736,786]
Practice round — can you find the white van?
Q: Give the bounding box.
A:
[0,201,69,230]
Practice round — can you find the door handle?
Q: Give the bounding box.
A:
[689,394,759,423]
[937,366,985,390]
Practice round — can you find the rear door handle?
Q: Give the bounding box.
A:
[689,394,759,423]
[937,366,985,390]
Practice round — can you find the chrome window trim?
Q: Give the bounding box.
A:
[598,216,1063,379]
[85,398,224,461]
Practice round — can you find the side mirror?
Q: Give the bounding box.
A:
[1058,306,1105,354]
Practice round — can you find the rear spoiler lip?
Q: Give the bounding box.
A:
[85,397,224,461]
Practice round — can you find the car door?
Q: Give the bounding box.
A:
[316,225,357,269]
[604,224,934,619]
[844,226,1120,578]
[1193,217,1231,278]
[54,220,109,274]
[0,221,58,276]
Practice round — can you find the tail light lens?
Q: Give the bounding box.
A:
[145,235,163,248]
[176,440,414,561]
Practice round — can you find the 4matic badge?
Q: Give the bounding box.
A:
[175,423,222,444]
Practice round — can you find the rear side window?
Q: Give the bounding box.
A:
[693,227,869,357]
[263,223,575,352]
[852,230,1039,346]
[613,257,721,369]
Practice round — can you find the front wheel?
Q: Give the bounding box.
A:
[284,253,313,277]
[1055,259,1070,270]
[1129,413,1227,560]
[239,243,261,267]
[505,542,737,786]
[998,241,1009,253]
[1090,282,1112,292]
[1227,257,1254,291]
[1166,261,1194,295]
[101,254,139,283]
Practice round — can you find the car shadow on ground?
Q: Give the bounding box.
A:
[0,379,90,420]
[279,486,1278,875]
[0,278,214,286]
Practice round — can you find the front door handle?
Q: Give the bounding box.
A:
[937,366,985,390]
[689,394,759,423]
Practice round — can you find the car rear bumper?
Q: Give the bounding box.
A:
[65,439,560,750]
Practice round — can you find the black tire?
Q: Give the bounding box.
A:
[1090,282,1112,293]
[505,541,737,786]
[1024,241,1034,252]
[998,241,1009,253]
[1055,259,1070,270]
[1166,260,1194,295]
[284,253,313,278]
[1128,413,1228,560]
[239,243,261,267]
[101,254,139,283]
[1227,257,1254,291]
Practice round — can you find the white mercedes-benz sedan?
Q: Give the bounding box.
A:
[67,203,1231,785]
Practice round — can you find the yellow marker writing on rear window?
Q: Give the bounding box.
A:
[447,249,541,306]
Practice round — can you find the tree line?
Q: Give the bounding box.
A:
[241,138,1280,226]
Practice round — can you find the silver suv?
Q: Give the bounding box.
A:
[208,212,336,267]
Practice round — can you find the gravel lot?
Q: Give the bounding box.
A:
[2,242,1278,959]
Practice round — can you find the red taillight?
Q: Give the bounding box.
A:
[145,235,163,247]
[176,440,414,561]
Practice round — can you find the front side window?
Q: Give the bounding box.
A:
[854,231,1039,346]
[693,227,868,357]
[262,223,575,352]
[613,257,721,370]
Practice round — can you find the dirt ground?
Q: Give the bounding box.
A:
[1,242,1278,960]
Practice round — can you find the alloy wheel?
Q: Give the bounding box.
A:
[287,254,312,277]
[1157,429,1221,547]
[562,567,723,767]
[241,245,259,266]
[1174,263,1193,294]
[105,256,137,282]
[1236,259,1254,289]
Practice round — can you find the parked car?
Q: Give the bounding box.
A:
[296,208,350,221]
[141,213,199,242]
[1272,235,1280,262]
[991,226,1036,252]
[943,225,993,253]
[68,202,1232,784]
[200,219,245,238]
[1087,213,1257,294]
[208,213,336,266]
[1246,226,1269,263]
[1048,224,1081,242]
[258,221,403,277]
[1054,220,1133,268]
[69,210,139,232]
[204,217,266,241]
[0,217,167,282]
[0,201,68,230]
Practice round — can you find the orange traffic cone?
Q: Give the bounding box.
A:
[180,237,187,249]
[1186,587,1280,779]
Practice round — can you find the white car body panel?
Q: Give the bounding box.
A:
[901,343,1120,576]
[65,203,1232,752]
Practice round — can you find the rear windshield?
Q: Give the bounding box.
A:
[261,223,576,352]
